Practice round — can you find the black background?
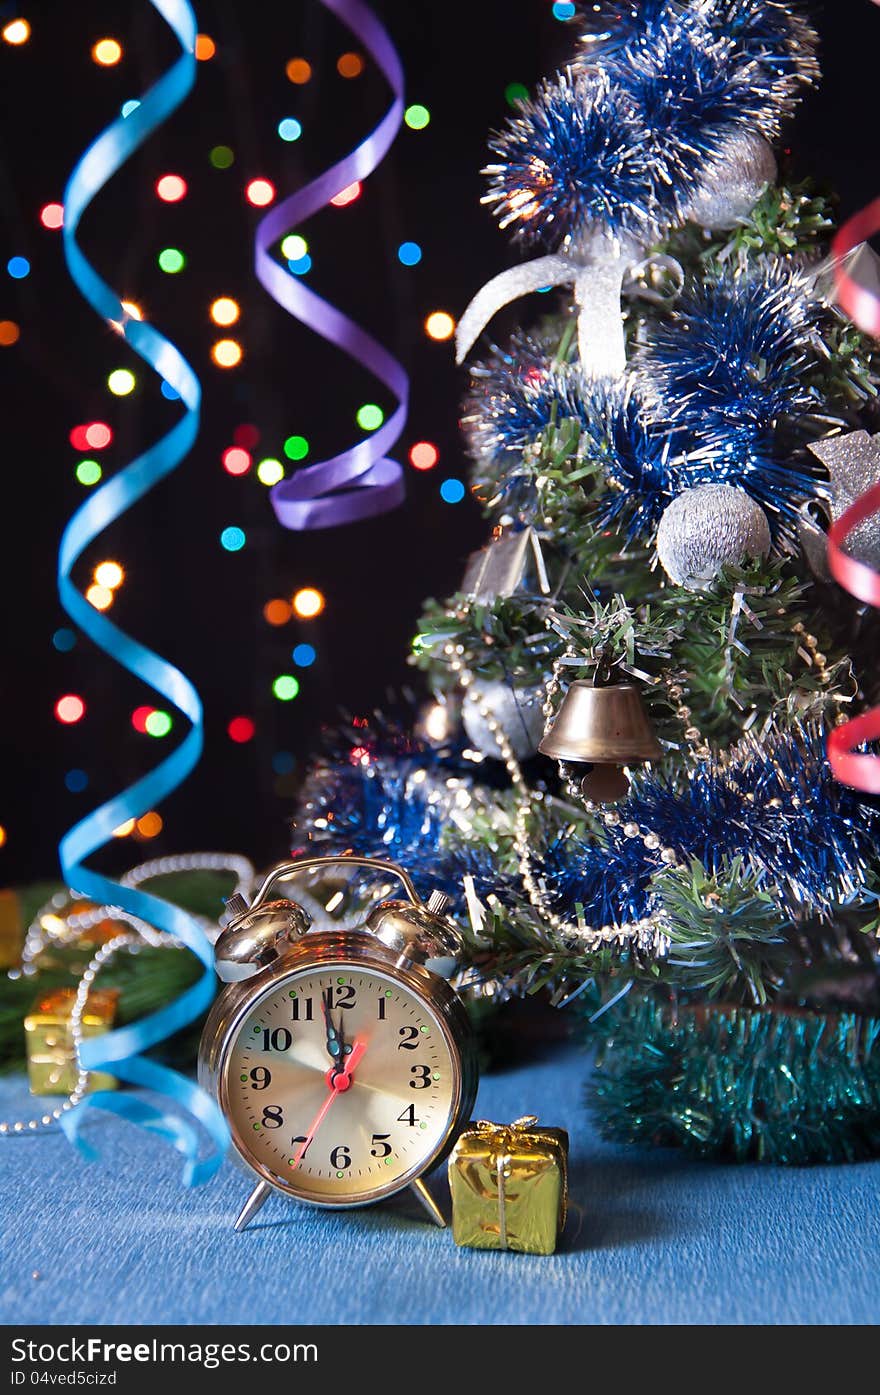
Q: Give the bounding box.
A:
[1,0,878,884]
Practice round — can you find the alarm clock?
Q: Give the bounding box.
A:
[199,855,478,1231]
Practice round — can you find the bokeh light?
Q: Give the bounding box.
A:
[40,203,64,230]
[131,706,154,734]
[107,368,136,396]
[113,819,136,838]
[220,526,246,552]
[272,752,295,775]
[55,695,85,725]
[120,299,143,321]
[222,447,251,476]
[293,587,325,619]
[280,234,308,261]
[210,145,234,169]
[136,811,163,838]
[212,338,243,368]
[277,118,302,143]
[264,599,292,626]
[52,628,77,653]
[246,179,275,207]
[337,52,364,78]
[94,561,124,590]
[288,254,312,276]
[272,675,300,702]
[292,643,316,667]
[158,247,186,274]
[0,825,6,849]
[409,441,439,470]
[440,478,466,504]
[144,709,173,738]
[397,241,422,266]
[425,310,455,341]
[404,104,430,130]
[92,38,122,66]
[356,403,384,431]
[75,460,102,486]
[227,716,256,744]
[552,1,576,18]
[505,82,529,106]
[86,422,112,449]
[234,423,260,449]
[86,583,114,611]
[330,182,360,207]
[286,58,311,84]
[156,174,187,202]
[65,769,89,794]
[121,100,140,118]
[210,296,239,326]
[0,321,20,346]
[2,19,30,44]
[256,458,284,486]
[194,33,215,60]
[7,256,29,280]
[283,435,309,461]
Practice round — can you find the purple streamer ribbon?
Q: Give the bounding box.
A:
[255,0,408,529]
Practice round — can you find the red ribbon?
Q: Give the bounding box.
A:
[826,205,880,792]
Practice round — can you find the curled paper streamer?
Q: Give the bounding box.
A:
[256,0,408,529]
[57,0,229,1184]
[826,201,880,795]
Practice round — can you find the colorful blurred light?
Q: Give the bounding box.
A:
[286,58,311,84]
[112,819,136,838]
[194,33,215,60]
[160,381,179,400]
[277,118,302,143]
[263,599,292,626]
[86,583,114,611]
[93,561,124,590]
[356,403,384,431]
[136,811,163,838]
[404,104,430,130]
[156,174,187,202]
[288,254,312,276]
[330,182,361,207]
[227,716,256,744]
[120,299,143,321]
[256,458,284,486]
[283,435,309,461]
[220,526,246,552]
[144,710,173,738]
[212,338,243,368]
[440,478,466,504]
[246,179,275,207]
[552,1,576,18]
[52,628,77,653]
[397,241,422,266]
[409,441,439,470]
[280,234,308,261]
[55,694,85,725]
[210,296,239,326]
[292,643,316,667]
[131,706,154,734]
[272,675,300,702]
[425,311,455,340]
[293,587,324,619]
[2,19,30,44]
[7,256,29,280]
[121,100,140,118]
[158,247,186,274]
[209,145,234,169]
[222,446,251,476]
[505,82,529,106]
[0,321,20,346]
[233,423,260,449]
[40,203,64,230]
[93,38,122,66]
[337,51,364,78]
[107,368,136,396]
[75,460,102,486]
[85,422,112,449]
[65,769,89,793]
[272,752,295,775]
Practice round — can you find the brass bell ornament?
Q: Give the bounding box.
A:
[538,680,662,802]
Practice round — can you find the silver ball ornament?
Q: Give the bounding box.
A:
[684,131,777,230]
[461,680,545,759]
[656,484,771,589]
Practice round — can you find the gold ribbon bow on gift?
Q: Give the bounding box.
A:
[470,1116,568,1252]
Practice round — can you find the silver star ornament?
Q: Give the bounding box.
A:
[802,430,880,577]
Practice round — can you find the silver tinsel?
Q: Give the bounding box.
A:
[461,680,546,759]
[684,129,777,231]
[656,484,771,588]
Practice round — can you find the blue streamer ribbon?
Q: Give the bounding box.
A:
[256,0,409,529]
[57,0,229,1185]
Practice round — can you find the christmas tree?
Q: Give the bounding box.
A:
[292,1,880,1164]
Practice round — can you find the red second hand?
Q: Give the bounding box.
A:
[292,1039,366,1169]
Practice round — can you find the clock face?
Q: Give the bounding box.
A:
[222,961,461,1205]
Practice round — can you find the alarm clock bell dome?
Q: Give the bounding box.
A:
[365,892,462,979]
[214,898,311,982]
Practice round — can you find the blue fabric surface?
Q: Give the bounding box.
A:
[1,1043,878,1325]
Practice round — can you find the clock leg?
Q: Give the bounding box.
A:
[233,1180,272,1233]
[410,1178,447,1229]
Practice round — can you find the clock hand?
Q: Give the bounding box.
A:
[320,997,343,1067]
[291,1038,366,1168]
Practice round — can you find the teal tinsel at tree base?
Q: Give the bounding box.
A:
[589,995,880,1165]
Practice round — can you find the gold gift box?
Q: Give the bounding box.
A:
[24,987,119,1096]
[448,1116,568,1255]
